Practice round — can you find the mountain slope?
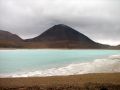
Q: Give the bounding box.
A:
[0,30,22,41]
[28,24,94,42]
[25,24,104,48]
[0,30,23,48]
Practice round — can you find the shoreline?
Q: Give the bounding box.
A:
[0,48,120,50]
[0,73,120,90]
[0,72,119,78]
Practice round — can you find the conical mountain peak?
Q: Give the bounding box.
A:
[49,24,73,31]
[28,24,95,44]
[54,24,69,27]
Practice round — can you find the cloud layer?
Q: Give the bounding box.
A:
[0,0,120,45]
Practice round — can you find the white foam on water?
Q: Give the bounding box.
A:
[109,55,120,59]
[0,55,120,78]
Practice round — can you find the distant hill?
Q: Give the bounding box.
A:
[116,45,120,49]
[0,30,23,48]
[0,30,22,41]
[117,45,120,47]
[0,25,119,49]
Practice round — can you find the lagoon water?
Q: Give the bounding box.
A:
[0,49,120,77]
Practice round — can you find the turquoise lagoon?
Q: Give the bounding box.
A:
[0,49,120,77]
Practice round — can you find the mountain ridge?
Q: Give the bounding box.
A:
[0,30,23,48]
[0,24,119,49]
[0,30,22,41]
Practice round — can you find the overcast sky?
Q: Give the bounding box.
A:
[0,0,120,45]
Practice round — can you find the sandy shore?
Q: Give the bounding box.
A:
[0,73,120,90]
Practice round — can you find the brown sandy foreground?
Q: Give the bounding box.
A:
[0,73,120,90]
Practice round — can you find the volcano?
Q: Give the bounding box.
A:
[26,24,104,48]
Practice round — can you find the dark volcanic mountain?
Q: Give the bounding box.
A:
[28,24,94,42]
[26,24,105,48]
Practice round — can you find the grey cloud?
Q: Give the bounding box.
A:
[0,0,120,45]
